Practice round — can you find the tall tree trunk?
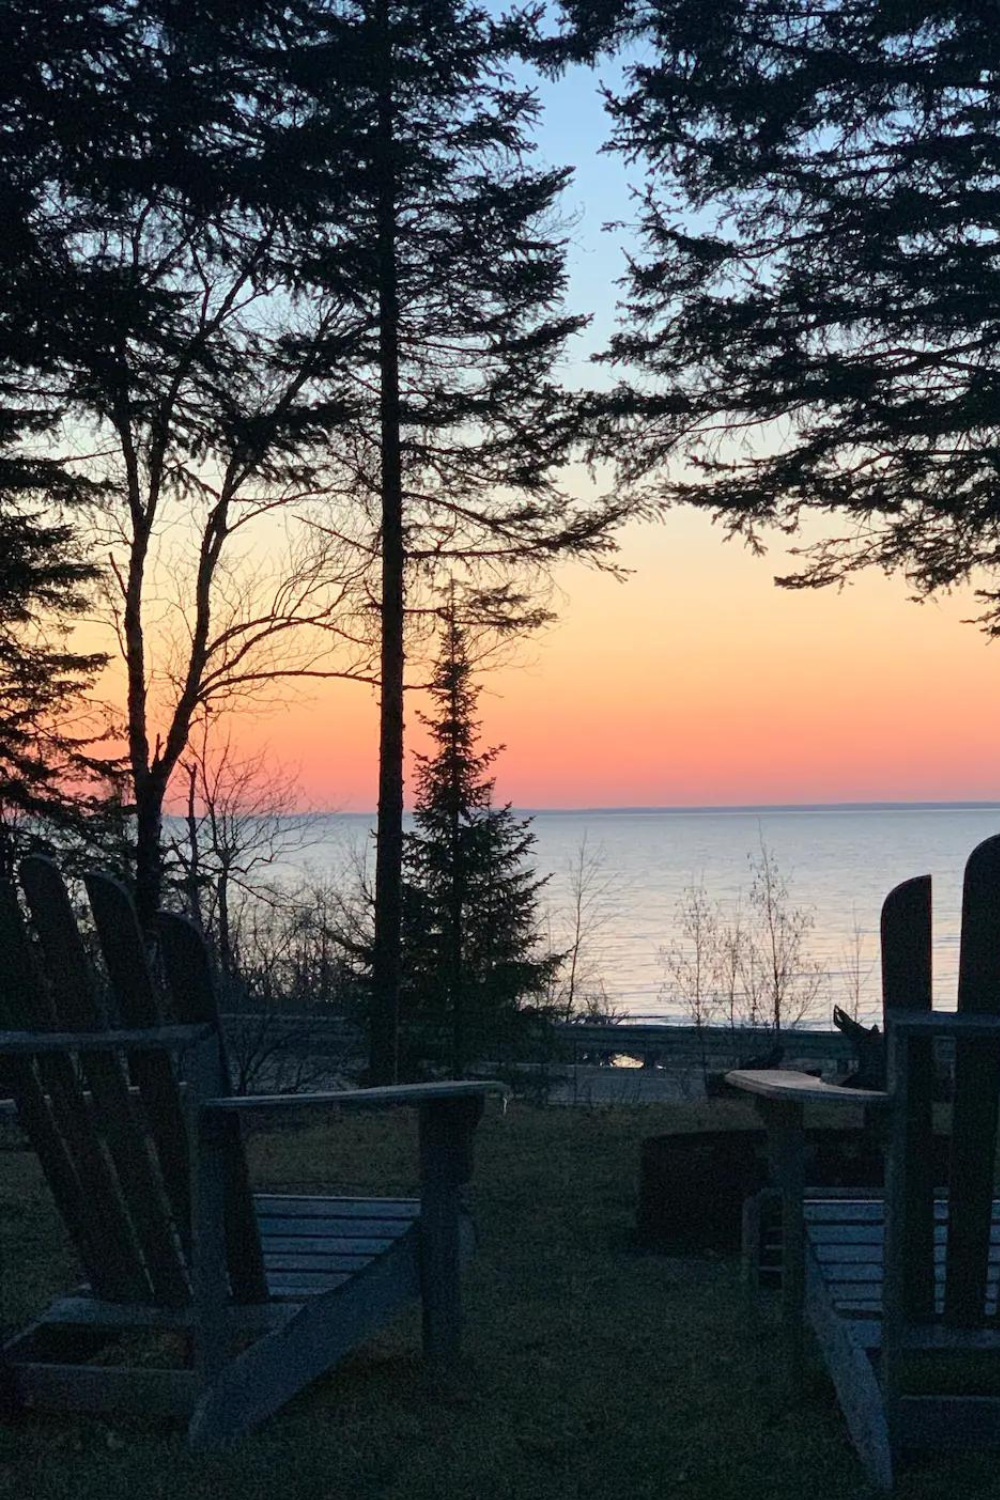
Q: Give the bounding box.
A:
[134,771,166,931]
[370,0,403,1083]
[122,501,162,930]
[217,866,233,978]
[184,762,203,930]
[448,664,465,1076]
[448,809,465,1075]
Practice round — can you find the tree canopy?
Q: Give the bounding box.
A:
[557,0,1000,629]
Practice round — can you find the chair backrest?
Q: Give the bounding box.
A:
[881,873,935,1318]
[881,874,932,1018]
[944,834,1000,1323]
[886,835,1000,1327]
[0,857,267,1306]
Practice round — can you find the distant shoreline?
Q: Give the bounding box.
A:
[516,801,1000,816]
[304,800,1000,818]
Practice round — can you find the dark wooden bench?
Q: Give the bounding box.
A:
[0,857,504,1446]
[729,834,1000,1490]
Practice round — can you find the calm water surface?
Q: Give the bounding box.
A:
[293,805,1000,1025]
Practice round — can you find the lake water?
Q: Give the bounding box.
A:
[291,804,1000,1025]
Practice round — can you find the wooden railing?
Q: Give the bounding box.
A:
[552,1022,857,1073]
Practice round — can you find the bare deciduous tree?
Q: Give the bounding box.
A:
[662,842,826,1050]
[13,5,381,924]
[165,733,368,1094]
[166,724,323,973]
[748,841,825,1033]
[89,267,375,924]
[222,881,365,1096]
[554,834,624,1022]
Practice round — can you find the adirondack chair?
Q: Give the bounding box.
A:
[743,864,935,1289]
[0,856,504,1447]
[728,833,1000,1489]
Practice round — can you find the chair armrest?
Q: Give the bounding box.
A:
[201,1080,509,1116]
[197,1081,507,1213]
[0,1023,214,1054]
[725,1068,889,1108]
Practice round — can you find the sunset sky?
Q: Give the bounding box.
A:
[219,57,1000,814]
[84,49,1000,815]
[230,508,1000,812]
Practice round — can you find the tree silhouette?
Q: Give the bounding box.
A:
[0,3,148,877]
[3,1,374,922]
[0,489,118,881]
[558,0,1000,629]
[404,605,558,1075]
[281,0,637,1078]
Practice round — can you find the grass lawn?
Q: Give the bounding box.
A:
[1,1097,998,1500]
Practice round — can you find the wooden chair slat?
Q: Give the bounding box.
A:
[84,873,192,1244]
[0,882,55,1029]
[254,1194,419,1219]
[881,874,932,1014]
[261,1232,390,1250]
[158,913,268,1304]
[831,1241,1000,1262]
[263,1253,379,1273]
[823,1264,887,1283]
[263,1273,353,1296]
[261,1235,393,1256]
[39,1076,153,1301]
[0,881,149,1300]
[882,873,935,1320]
[80,872,160,1026]
[810,1222,1000,1246]
[258,1221,414,1242]
[258,1210,414,1227]
[20,858,189,1308]
[946,835,1000,1324]
[0,1059,107,1286]
[817,1242,930,1265]
[0,889,111,1285]
[804,1199,956,1223]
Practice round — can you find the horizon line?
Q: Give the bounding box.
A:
[306,799,1000,818]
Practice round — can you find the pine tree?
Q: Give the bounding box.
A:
[404,607,558,1075]
[0,0,130,877]
[277,0,638,1079]
[0,480,116,883]
[556,0,1000,630]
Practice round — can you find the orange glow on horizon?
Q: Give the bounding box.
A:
[176,508,1000,812]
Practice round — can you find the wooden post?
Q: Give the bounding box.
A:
[741,1189,762,1319]
[742,1189,781,1315]
[881,871,934,1319]
[418,1095,482,1362]
[945,836,1000,1324]
[759,1098,806,1389]
[186,1039,230,1391]
[882,1020,912,1454]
